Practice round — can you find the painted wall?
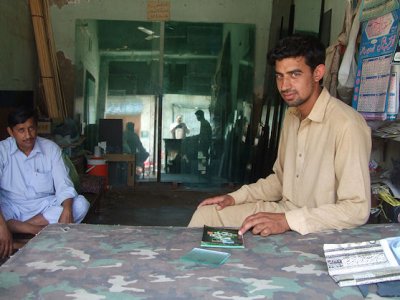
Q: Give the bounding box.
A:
[294,0,322,35]
[0,0,37,91]
[264,0,294,94]
[294,0,347,46]
[74,19,100,122]
[325,0,347,45]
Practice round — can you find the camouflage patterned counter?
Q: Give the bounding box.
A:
[1,223,398,299]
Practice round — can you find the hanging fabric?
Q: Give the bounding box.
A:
[337,1,362,104]
[323,0,354,98]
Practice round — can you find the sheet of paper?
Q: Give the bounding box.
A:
[324,236,400,287]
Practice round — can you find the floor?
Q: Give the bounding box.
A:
[84,181,237,227]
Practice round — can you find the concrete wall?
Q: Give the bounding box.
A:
[0,0,37,91]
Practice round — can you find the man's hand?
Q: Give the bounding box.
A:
[59,199,73,224]
[239,212,290,236]
[0,218,13,258]
[198,194,235,210]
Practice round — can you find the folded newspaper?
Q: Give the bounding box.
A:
[323,236,400,287]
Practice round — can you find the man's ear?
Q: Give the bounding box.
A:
[313,64,325,82]
[6,127,13,137]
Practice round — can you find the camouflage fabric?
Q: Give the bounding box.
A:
[0,223,399,299]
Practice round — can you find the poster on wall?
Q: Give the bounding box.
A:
[360,0,400,21]
[352,8,400,120]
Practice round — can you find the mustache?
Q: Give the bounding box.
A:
[22,138,35,142]
[280,89,296,94]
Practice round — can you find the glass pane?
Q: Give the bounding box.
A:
[101,21,160,182]
[75,19,254,186]
[161,22,255,186]
[76,19,161,183]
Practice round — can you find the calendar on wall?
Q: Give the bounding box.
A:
[352,7,400,121]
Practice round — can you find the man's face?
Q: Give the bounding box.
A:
[7,117,37,154]
[274,56,317,108]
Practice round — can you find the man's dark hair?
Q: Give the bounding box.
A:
[267,35,326,70]
[7,106,37,128]
[126,122,135,131]
[195,110,204,117]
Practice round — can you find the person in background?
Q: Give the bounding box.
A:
[0,107,90,236]
[188,34,371,236]
[123,122,149,168]
[170,115,190,139]
[194,110,212,159]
